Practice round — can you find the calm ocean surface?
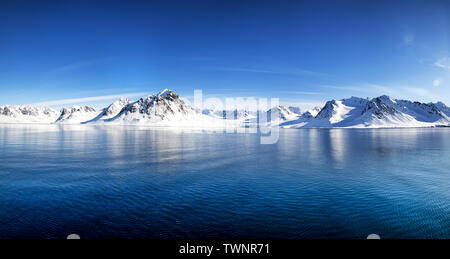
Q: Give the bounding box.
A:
[0,124,449,239]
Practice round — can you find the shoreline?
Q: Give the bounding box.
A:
[0,122,449,130]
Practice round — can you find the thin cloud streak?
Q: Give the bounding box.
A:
[51,59,105,73]
[206,67,328,77]
[402,87,441,100]
[403,32,415,46]
[434,57,450,70]
[30,92,148,106]
[321,83,401,97]
[282,91,322,95]
[319,85,366,92]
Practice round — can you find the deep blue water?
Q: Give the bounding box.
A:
[0,124,449,239]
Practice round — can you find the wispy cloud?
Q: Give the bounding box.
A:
[321,83,402,98]
[30,92,147,107]
[434,57,450,70]
[402,87,440,100]
[51,59,105,73]
[403,33,415,46]
[282,91,322,95]
[319,85,365,92]
[205,67,328,77]
[367,84,401,97]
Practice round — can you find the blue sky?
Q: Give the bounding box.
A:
[0,0,449,109]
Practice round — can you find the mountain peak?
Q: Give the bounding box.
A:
[287,106,301,114]
[157,89,172,98]
[315,100,337,119]
[378,95,392,100]
[114,89,195,123]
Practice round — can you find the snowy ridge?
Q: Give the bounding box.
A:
[0,105,59,123]
[287,106,301,114]
[0,91,449,128]
[202,108,257,121]
[301,106,322,119]
[267,105,301,122]
[281,95,450,128]
[85,98,132,123]
[55,106,98,124]
[434,102,450,117]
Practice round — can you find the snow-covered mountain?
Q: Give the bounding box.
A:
[100,89,238,127]
[55,106,97,124]
[0,91,449,128]
[202,108,257,121]
[434,102,450,117]
[301,106,322,119]
[281,95,450,128]
[266,105,301,122]
[106,89,199,124]
[86,98,132,123]
[0,105,59,123]
[287,106,301,114]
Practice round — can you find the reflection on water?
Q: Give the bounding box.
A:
[307,129,322,165]
[328,129,347,168]
[0,125,450,238]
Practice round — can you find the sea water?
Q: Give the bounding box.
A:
[0,124,449,238]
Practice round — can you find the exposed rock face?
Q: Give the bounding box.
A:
[315,100,337,119]
[362,96,397,119]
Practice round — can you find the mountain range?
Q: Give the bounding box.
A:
[1,89,449,128]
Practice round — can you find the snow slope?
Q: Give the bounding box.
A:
[55,106,98,124]
[256,105,301,127]
[83,98,132,123]
[267,106,301,121]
